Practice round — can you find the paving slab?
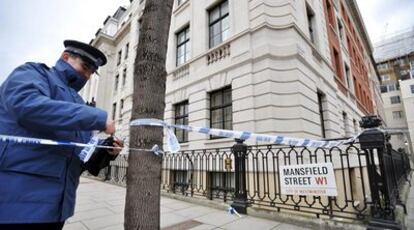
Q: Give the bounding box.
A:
[221,216,281,230]
[63,222,88,230]
[272,223,309,230]
[174,206,218,219]
[162,200,197,210]
[188,224,217,230]
[63,177,313,230]
[160,212,191,228]
[83,213,124,230]
[67,208,114,223]
[194,211,240,226]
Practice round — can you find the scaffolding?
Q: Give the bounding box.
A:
[373,27,414,63]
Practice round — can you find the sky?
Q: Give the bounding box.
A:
[0,0,130,83]
[1,1,414,83]
[356,0,414,43]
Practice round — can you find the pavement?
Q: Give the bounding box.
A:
[64,177,414,230]
[405,175,414,230]
[63,177,307,230]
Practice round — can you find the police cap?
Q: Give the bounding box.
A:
[63,40,107,71]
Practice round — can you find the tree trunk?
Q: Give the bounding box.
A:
[125,0,173,229]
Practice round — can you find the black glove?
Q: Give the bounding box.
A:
[84,136,118,176]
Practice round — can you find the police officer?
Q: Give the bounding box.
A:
[0,40,121,230]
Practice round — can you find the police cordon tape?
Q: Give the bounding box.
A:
[0,134,164,162]
[1,118,400,162]
[130,118,359,150]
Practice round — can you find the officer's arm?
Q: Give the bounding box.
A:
[2,65,107,132]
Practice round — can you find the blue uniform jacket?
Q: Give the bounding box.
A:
[0,59,107,223]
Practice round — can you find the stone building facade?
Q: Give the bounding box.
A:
[80,0,381,151]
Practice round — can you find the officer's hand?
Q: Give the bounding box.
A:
[110,138,124,156]
[105,118,115,135]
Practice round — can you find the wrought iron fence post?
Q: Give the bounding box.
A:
[105,165,111,181]
[359,116,402,229]
[231,138,248,214]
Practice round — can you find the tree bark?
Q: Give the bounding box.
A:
[125,0,173,229]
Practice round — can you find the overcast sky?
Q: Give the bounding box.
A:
[1,1,414,83]
[0,0,129,83]
[356,0,414,43]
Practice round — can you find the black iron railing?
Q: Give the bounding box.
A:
[88,116,411,227]
[160,140,372,220]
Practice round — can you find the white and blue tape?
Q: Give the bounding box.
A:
[78,136,99,163]
[227,206,242,218]
[0,134,163,162]
[0,117,364,163]
[130,118,358,149]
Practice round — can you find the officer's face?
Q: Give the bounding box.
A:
[64,54,94,80]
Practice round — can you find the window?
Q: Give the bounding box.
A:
[210,87,232,136]
[176,26,190,66]
[333,48,342,79]
[210,172,235,193]
[326,0,335,26]
[377,63,389,70]
[337,18,344,41]
[353,76,358,95]
[390,96,401,104]
[122,68,127,87]
[388,84,396,92]
[392,111,404,119]
[124,43,129,59]
[112,102,117,120]
[114,75,119,92]
[344,64,352,90]
[306,3,316,44]
[394,59,405,66]
[353,119,358,135]
[343,112,350,137]
[117,50,122,65]
[380,75,390,82]
[380,85,388,93]
[171,170,188,193]
[119,99,124,118]
[409,84,414,94]
[174,101,189,143]
[208,1,229,48]
[317,91,326,138]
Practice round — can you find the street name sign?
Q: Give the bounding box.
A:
[279,162,337,196]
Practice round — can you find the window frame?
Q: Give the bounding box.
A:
[117,50,122,66]
[210,86,232,139]
[305,3,316,44]
[208,1,229,48]
[114,74,119,93]
[176,26,190,66]
[112,102,117,120]
[390,96,401,104]
[124,43,129,59]
[210,171,235,193]
[119,99,124,118]
[317,91,326,138]
[174,101,189,143]
[122,68,127,87]
[392,111,404,119]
